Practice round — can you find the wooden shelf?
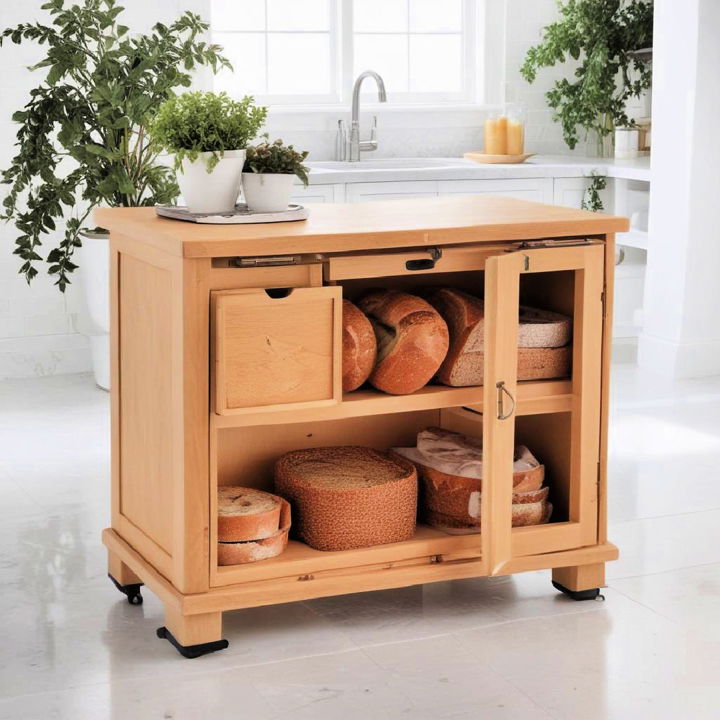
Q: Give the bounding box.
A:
[213,524,482,586]
[213,379,573,428]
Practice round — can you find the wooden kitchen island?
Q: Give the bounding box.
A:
[98,196,628,658]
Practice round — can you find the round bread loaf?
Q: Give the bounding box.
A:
[218,487,282,542]
[342,299,377,392]
[357,290,449,395]
[274,446,417,551]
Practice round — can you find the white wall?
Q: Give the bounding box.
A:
[638,0,720,378]
[0,0,577,380]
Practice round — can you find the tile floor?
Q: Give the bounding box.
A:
[1,365,719,719]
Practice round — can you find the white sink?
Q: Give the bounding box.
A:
[308,158,473,172]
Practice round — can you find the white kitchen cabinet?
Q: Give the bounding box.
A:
[438,178,554,203]
[290,183,345,204]
[552,177,610,209]
[345,181,438,203]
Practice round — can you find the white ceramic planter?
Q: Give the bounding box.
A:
[77,229,110,390]
[177,149,246,214]
[242,172,296,213]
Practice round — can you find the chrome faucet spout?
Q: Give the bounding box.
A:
[341,70,387,162]
[351,70,387,124]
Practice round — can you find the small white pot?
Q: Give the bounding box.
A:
[242,173,296,213]
[177,149,246,214]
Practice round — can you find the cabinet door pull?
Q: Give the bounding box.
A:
[496,381,515,420]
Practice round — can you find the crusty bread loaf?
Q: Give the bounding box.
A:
[425,288,571,386]
[392,428,550,533]
[274,446,417,551]
[218,487,282,542]
[218,498,291,565]
[342,299,377,392]
[357,290,449,395]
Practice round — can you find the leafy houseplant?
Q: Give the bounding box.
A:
[520,0,653,156]
[149,91,267,214]
[0,0,230,290]
[242,138,310,213]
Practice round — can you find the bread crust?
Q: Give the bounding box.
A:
[358,290,449,395]
[342,299,377,392]
[275,446,418,551]
[217,487,283,542]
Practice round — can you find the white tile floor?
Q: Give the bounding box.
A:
[1,366,720,719]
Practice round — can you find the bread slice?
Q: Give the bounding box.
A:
[274,446,417,551]
[218,487,282,542]
[357,289,449,395]
[342,299,377,392]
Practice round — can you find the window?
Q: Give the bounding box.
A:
[211,0,478,106]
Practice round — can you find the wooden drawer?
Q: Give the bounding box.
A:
[212,286,342,415]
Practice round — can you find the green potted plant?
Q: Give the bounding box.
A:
[242,137,310,213]
[149,91,267,214]
[520,0,653,157]
[0,0,229,388]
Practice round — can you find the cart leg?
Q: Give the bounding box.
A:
[157,606,228,659]
[108,552,144,605]
[552,563,605,601]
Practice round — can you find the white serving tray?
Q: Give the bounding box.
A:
[156,203,309,224]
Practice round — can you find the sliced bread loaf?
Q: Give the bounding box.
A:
[218,497,291,565]
[425,288,571,386]
[274,446,417,551]
[218,487,282,542]
[392,427,550,533]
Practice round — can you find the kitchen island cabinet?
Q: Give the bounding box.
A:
[98,196,627,657]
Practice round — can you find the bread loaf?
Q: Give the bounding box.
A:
[357,290,449,395]
[425,288,571,386]
[218,498,291,565]
[342,299,377,392]
[393,427,550,533]
[274,446,417,551]
[218,487,282,542]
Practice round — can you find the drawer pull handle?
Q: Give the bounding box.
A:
[405,247,442,272]
[496,381,515,420]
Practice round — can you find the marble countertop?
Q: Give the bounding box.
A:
[304,155,651,185]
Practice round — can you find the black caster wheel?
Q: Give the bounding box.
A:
[156,627,229,659]
[552,580,605,601]
[108,573,144,605]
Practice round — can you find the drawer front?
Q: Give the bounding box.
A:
[212,286,342,415]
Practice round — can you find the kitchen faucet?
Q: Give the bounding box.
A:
[337,70,387,162]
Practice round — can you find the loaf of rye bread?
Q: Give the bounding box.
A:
[357,289,449,395]
[217,487,282,542]
[217,497,291,565]
[342,299,377,392]
[274,446,417,551]
[425,288,571,386]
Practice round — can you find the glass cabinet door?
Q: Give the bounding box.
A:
[482,241,606,575]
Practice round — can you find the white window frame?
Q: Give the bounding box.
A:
[211,0,482,109]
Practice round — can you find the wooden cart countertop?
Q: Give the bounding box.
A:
[95,195,629,258]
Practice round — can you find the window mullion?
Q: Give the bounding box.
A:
[340,0,354,103]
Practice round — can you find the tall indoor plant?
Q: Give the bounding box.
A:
[520,0,653,157]
[0,0,229,387]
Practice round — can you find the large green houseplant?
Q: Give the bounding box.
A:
[0,0,230,290]
[521,0,653,156]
